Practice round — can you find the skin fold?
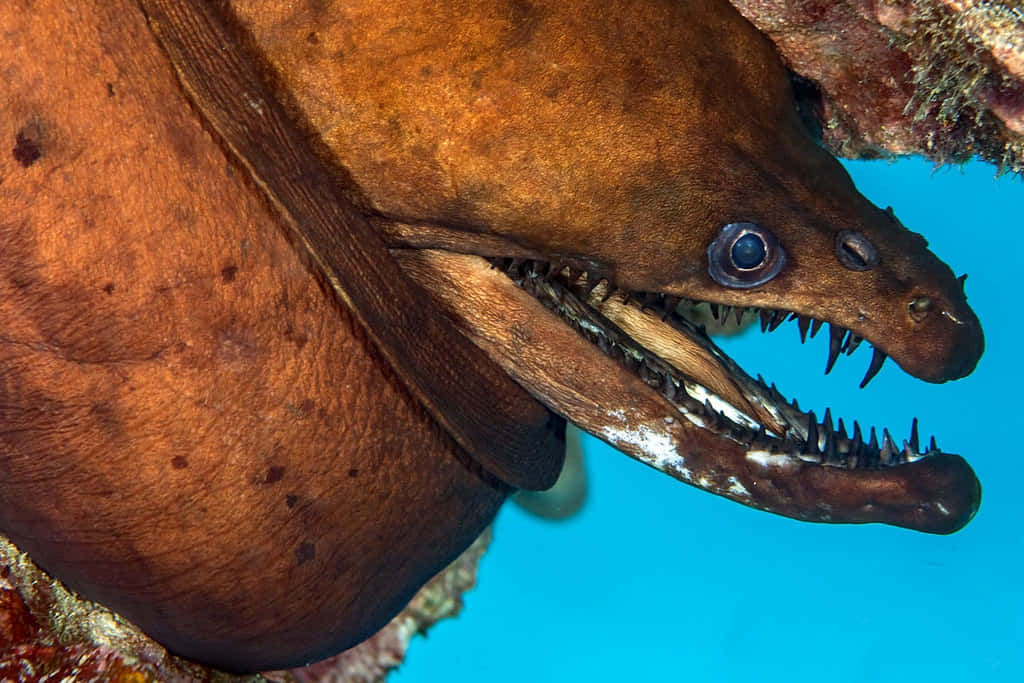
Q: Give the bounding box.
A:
[0,0,984,674]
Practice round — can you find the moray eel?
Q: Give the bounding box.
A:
[0,0,982,673]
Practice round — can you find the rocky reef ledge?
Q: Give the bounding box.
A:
[731,0,1024,173]
[0,530,490,683]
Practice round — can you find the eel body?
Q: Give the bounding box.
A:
[0,0,983,673]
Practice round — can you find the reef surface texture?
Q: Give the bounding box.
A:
[730,0,1024,172]
[0,530,490,683]
[0,0,1019,681]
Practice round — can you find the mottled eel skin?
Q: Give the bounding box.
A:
[0,0,983,674]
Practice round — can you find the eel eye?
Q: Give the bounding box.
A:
[707,222,786,288]
[835,230,879,271]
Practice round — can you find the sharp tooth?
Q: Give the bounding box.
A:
[797,315,811,343]
[851,421,863,457]
[662,374,677,401]
[823,411,837,460]
[836,417,848,443]
[661,295,681,320]
[806,411,820,454]
[709,302,720,320]
[639,360,660,385]
[544,261,567,281]
[868,426,879,452]
[909,417,920,453]
[881,429,898,464]
[825,324,844,374]
[639,292,660,311]
[759,308,772,332]
[768,309,788,331]
[809,318,824,339]
[842,334,863,355]
[859,348,887,388]
[579,275,601,300]
[929,435,938,453]
[734,307,745,325]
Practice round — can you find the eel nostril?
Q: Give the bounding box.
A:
[909,296,932,322]
[835,230,879,271]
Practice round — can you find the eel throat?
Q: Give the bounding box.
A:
[397,250,981,535]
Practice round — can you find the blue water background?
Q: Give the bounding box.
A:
[392,158,1022,683]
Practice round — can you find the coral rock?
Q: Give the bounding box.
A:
[730,0,1024,172]
[0,530,490,683]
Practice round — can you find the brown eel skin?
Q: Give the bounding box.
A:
[0,0,983,674]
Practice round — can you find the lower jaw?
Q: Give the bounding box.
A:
[394,248,981,534]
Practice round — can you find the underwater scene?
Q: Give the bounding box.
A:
[3,2,1023,680]
[394,158,1023,683]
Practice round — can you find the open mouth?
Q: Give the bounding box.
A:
[497,256,925,470]
[397,248,980,536]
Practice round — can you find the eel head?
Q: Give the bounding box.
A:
[232,0,984,532]
[352,0,985,533]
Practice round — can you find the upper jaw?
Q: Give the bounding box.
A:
[394,247,982,535]
[377,214,985,386]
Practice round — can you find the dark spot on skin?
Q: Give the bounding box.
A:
[102,282,115,295]
[171,456,189,469]
[265,466,285,484]
[623,57,668,113]
[283,325,308,349]
[420,64,433,77]
[12,132,41,168]
[502,0,543,48]
[348,468,359,478]
[285,398,316,418]
[285,494,298,508]
[106,82,115,97]
[220,264,238,283]
[306,31,319,45]
[295,541,315,566]
[542,71,570,100]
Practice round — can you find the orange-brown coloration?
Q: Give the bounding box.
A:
[1,0,506,671]
[234,0,981,383]
[0,0,985,675]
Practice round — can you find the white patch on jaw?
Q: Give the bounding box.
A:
[746,449,799,470]
[936,502,950,516]
[727,476,750,498]
[599,410,692,482]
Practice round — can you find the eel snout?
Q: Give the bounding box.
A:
[396,249,982,535]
